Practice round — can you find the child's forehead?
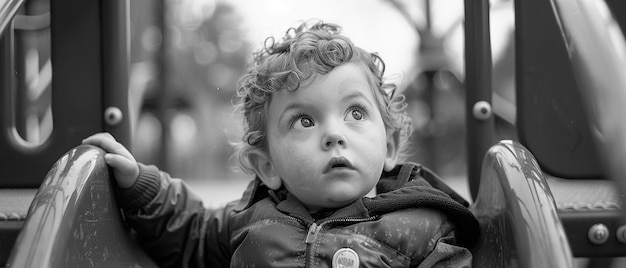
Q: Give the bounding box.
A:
[269,63,378,108]
[299,61,373,86]
[301,62,372,88]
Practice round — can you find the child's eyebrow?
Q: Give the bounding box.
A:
[282,103,301,113]
[341,91,374,107]
[278,103,306,121]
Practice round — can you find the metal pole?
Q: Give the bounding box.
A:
[464,0,494,200]
[101,0,131,148]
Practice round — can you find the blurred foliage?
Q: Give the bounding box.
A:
[130,0,249,181]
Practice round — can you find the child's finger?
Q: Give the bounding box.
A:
[82,133,118,151]
[104,153,133,170]
[104,154,139,188]
[83,133,135,161]
[82,132,115,145]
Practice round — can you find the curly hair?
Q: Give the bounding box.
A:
[233,20,412,174]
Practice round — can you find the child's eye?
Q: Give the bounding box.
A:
[345,105,368,121]
[300,117,314,127]
[350,110,363,120]
[291,115,315,130]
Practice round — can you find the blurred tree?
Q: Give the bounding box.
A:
[386,0,467,178]
[132,0,250,181]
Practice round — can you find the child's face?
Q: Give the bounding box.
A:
[265,62,395,212]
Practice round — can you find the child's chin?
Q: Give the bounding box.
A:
[326,180,368,195]
[325,192,361,205]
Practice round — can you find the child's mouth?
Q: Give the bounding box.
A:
[324,157,354,173]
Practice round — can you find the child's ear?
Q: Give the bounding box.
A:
[384,130,401,171]
[248,149,282,190]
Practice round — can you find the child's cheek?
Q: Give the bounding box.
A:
[277,143,312,173]
[286,144,307,165]
[360,131,387,163]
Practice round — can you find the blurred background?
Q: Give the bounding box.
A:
[125,0,515,205]
[10,0,515,204]
[8,1,626,266]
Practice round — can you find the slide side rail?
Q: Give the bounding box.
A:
[471,140,573,267]
[7,145,155,267]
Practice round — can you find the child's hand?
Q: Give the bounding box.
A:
[82,132,139,189]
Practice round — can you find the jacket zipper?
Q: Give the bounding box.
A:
[303,216,378,267]
[305,216,378,244]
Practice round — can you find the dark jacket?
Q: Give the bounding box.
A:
[118,162,479,267]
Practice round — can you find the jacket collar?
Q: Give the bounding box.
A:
[233,162,448,213]
[232,163,471,216]
[232,163,479,247]
[275,193,371,224]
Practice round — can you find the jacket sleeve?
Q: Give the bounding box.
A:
[116,163,233,268]
[416,220,473,268]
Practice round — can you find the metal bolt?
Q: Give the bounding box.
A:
[104,107,123,126]
[472,101,492,121]
[588,223,609,244]
[617,225,626,244]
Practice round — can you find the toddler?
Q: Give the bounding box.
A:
[83,20,478,268]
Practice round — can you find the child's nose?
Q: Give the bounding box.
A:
[322,131,347,150]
